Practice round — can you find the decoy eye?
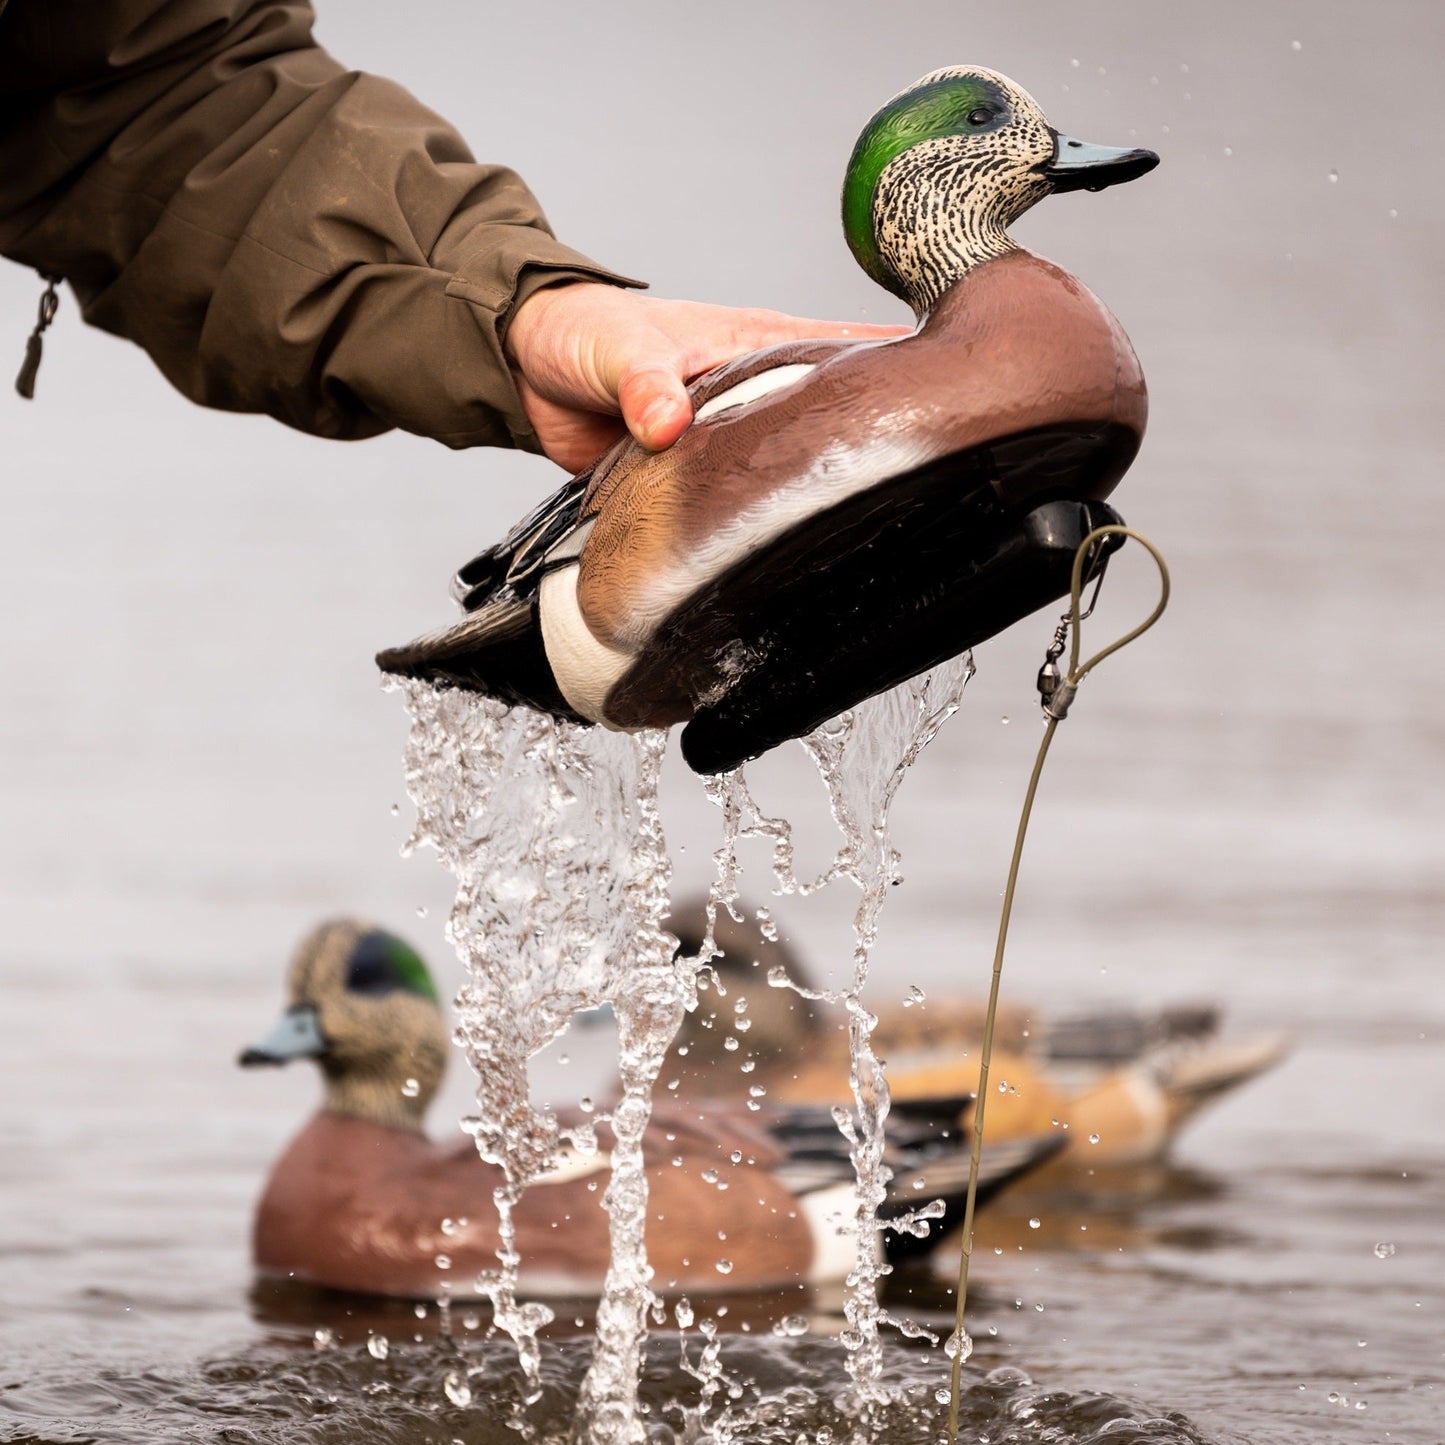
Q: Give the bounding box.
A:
[967,107,994,126]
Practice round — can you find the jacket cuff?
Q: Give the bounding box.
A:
[445,235,645,453]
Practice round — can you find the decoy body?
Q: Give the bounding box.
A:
[241,919,1060,1299]
[665,907,1288,1168]
[378,68,1158,773]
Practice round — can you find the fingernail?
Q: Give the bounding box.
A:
[639,397,682,442]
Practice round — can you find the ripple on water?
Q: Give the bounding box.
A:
[0,1336,1223,1445]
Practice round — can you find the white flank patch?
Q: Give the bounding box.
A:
[692,363,817,422]
[538,563,634,726]
[798,1182,863,1286]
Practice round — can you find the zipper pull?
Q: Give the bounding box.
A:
[15,273,61,400]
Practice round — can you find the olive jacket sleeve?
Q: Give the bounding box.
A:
[0,0,639,449]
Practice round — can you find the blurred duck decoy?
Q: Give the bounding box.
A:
[378,67,1158,775]
[664,906,1289,1167]
[240,919,1063,1300]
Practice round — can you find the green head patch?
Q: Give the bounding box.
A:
[842,71,1013,292]
[344,929,441,1006]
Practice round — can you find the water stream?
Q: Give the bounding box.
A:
[393,658,973,1440]
[395,680,682,1438]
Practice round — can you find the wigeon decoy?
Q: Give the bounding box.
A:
[664,906,1288,1168]
[377,67,1158,774]
[240,919,1062,1300]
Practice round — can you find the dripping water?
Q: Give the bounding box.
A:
[395,680,685,1441]
[392,657,971,1441]
[698,656,974,1428]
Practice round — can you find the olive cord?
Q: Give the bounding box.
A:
[945,526,1171,1442]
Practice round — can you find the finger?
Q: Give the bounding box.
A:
[516,375,628,472]
[674,307,912,379]
[616,359,694,452]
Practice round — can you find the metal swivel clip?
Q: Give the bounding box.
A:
[1036,548,1112,722]
[1036,620,1074,719]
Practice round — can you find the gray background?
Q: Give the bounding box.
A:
[2,2,1442,1439]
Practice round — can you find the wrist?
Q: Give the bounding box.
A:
[506,279,612,365]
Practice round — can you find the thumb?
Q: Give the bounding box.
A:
[616,359,694,452]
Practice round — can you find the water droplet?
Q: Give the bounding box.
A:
[313,1327,334,1350]
[1291,38,1303,50]
[723,1035,740,1051]
[729,1150,742,1164]
[944,1329,973,1362]
[773,1313,809,1337]
[766,965,789,988]
[1000,714,1011,726]
[715,1259,734,1275]
[414,1302,428,1319]
[740,1059,755,1073]
[443,1370,472,1407]
[1328,169,1339,184]
[389,803,400,816]
[400,1078,420,1098]
[368,1333,389,1360]
[579,1096,594,1114]
[1070,57,1080,68]
[1223,146,1233,157]
[415,905,428,918]
[1028,1217,1041,1230]
[1389,208,1399,219]
[675,1298,694,1328]
[1358,1339,1367,1347]
[434,1254,451,1270]
[462,1312,480,1330]
[441,1216,466,1236]
[1088,1132,1100,1145]
[701,1168,720,1184]
[748,1084,767,1097]
[1374,1242,1396,1258]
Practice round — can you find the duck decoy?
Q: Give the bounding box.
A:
[663,906,1289,1167]
[377,68,1158,774]
[240,919,1062,1300]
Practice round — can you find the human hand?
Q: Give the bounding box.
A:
[504,283,910,472]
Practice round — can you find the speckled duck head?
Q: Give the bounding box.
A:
[843,66,1158,314]
[239,920,447,1133]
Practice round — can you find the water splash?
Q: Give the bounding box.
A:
[394,680,685,1438]
[701,657,974,1423]
[393,658,969,1440]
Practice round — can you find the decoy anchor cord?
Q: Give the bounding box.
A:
[945,526,1171,1443]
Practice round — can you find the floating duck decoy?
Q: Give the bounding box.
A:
[240,919,1062,1299]
[378,68,1158,774]
[664,906,1289,1167]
